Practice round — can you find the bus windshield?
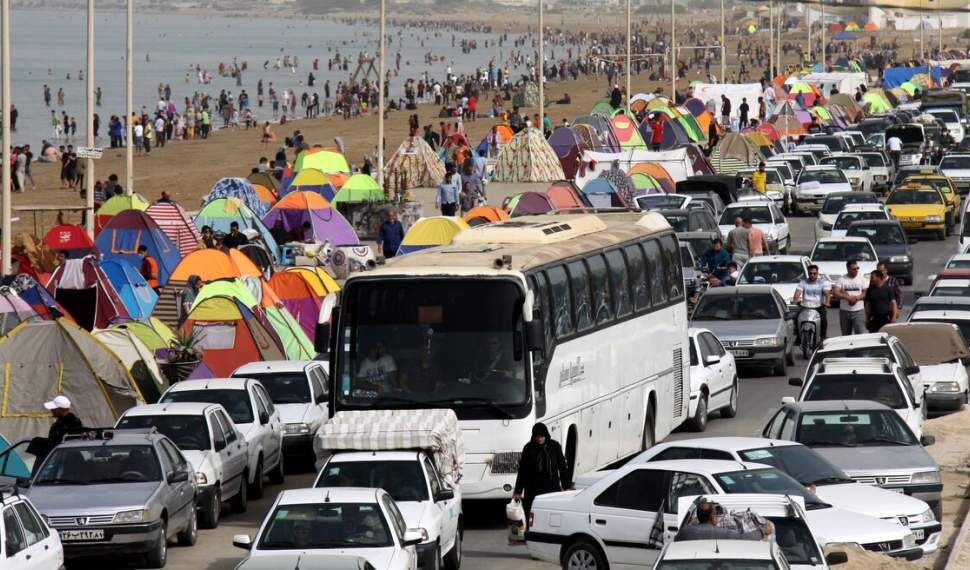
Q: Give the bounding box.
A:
[335,279,529,419]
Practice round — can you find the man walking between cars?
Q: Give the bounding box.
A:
[744,217,770,257]
[726,217,750,265]
[513,423,570,528]
[865,270,900,333]
[887,133,903,169]
[833,260,868,335]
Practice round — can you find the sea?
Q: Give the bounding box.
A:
[2,9,511,148]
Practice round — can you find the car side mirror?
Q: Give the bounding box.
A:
[904,365,920,376]
[259,411,270,425]
[825,551,849,566]
[960,355,970,366]
[168,470,189,484]
[921,435,936,446]
[435,488,455,502]
[402,528,426,547]
[704,354,720,366]
[781,396,796,405]
[788,377,803,387]
[232,534,253,550]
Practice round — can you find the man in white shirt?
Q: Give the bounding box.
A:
[356,342,398,393]
[833,260,868,335]
[886,135,903,168]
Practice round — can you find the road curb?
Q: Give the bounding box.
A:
[945,484,970,570]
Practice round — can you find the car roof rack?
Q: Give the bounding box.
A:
[63,427,157,442]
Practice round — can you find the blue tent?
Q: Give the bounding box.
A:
[833,31,858,41]
[882,66,943,88]
[101,259,158,320]
[203,177,270,218]
[581,178,625,208]
[94,210,182,287]
[0,433,30,478]
[194,198,281,262]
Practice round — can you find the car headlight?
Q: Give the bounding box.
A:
[754,337,782,347]
[196,472,208,485]
[113,509,149,524]
[928,381,961,393]
[925,215,943,222]
[911,470,941,484]
[889,255,911,263]
[918,507,937,523]
[284,423,312,435]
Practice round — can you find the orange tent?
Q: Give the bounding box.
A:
[268,272,322,340]
[169,248,262,282]
[695,111,721,138]
[462,206,509,226]
[828,22,844,32]
[629,163,676,193]
[326,172,350,189]
[283,266,341,296]
[863,22,879,31]
[546,181,588,210]
[251,183,278,206]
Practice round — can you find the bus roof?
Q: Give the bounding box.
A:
[356,212,672,277]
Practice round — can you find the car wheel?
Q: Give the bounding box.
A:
[199,487,220,529]
[772,357,786,376]
[563,540,608,570]
[444,521,462,570]
[268,453,285,485]
[687,393,708,432]
[177,506,197,546]
[144,518,168,568]
[231,472,248,513]
[721,378,739,418]
[249,459,264,500]
[785,342,795,366]
[937,229,947,240]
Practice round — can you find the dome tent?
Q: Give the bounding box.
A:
[492,128,565,183]
[384,137,446,188]
[194,197,280,262]
[92,326,168,403]
[95,210,182,287]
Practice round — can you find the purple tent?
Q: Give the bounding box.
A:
[261,191,360,246]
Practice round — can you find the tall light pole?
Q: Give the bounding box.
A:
[768,0,773,78]
[820,0,825,66]
[807,2,812,63]
[377,0,385,186]
[1,0,10,275]
[538,0,544,120]
[919,0,924,62]
[720,0,725,82]
[626,0,631,101]
[937,0,942,56]
[84,0,94,236]
[670,0,676,100]
[125,0,133,196]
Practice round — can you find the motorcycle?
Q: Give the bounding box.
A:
[796,300,823,359]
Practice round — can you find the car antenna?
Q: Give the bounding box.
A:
[294,552,304,570]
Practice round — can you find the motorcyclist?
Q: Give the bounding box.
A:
[699,238,731,281]
[792,264,832,341]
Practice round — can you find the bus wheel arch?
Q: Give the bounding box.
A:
[564,424,578,487]
[642,393,657,450]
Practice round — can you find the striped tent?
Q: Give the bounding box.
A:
[492,128,565,183]
[709,133,763,175]
[146,201,201,257]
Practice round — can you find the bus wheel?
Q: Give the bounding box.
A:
[641,404,656,451]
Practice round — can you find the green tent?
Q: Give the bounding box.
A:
[676,112,706,142]
[631,173,662,191]
[862,91,891,113]
[332,173,384,206]
[293,149,351,173]
[590,100,616,118]
[110,318,175,352]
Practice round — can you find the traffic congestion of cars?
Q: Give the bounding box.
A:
[5,93,970,570]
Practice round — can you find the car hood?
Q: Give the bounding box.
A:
[942,168,970,178]
[395,501,435,536]
[871,243,909,258]
[917,362,963,385]
[886,204,946,217]
[182,450,212,473]
[813,261,876,280]
[28,482,160,514]
[276,403,311,424]
[813,482,930,519]
[810,445,936,471]
[798,182,853,194]
[689,319,783,340]
[254,548,398,570]
[532,489,585,510]
[805,506,910,546]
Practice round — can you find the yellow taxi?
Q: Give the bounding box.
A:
[885,183,950,240]
[904,174,962,222]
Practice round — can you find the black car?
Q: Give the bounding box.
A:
[855,117,897,137]
[845,219,914,284]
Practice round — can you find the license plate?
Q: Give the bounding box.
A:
[59,529,105,542]
[729,349,750,358]
[914,529,925,540]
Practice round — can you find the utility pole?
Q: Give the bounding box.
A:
[807,2,812,63]
[919,0,924,62]
[125,0,133,196]
[85,0,94,236]
[538,0,544,121]
[626,0,631,101]
[720,0,725,82]
[670,0,676,100]
[1,0,10,275]
[769,0,773,79]
[377,0,385,186]
[820,0,825,66]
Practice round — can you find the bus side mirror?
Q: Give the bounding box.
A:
[526,319,545,354]
[315,293,338,355]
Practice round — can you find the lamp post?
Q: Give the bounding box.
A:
[84,0,94,236]
[125,0,132,196]
[377,0,385,186]
[720,0,725,82]
[1,0,10,275]
[538,0,544,119]
[820,0,825,66]
[670,0,676,100]
[626,0,631,100]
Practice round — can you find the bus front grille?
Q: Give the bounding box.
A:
[490,452,522,474]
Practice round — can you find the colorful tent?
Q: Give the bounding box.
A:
[546,181,589,210]
[283,266,341,297]
[504,192,556,217]
[43,224,95,257]
[629,163,677,194]
[95,210,181,287]
[630,173,664,193]
[262,191,359,246]
[548,127,588,180]
[170,248,262,283]
[462,205,510,226]
[863,22,879,31]
[251,184,278,207]
[293,149,351,173]
[0,289,38,336]
[110,319,175,353]
[861,91,892,113]
[709,133,763,175]
[146,201,201,258]
[0,318,144,443]
[827,93,865,122]
[268,272,322,341]
[770,114,807,137]
[574,115,620,152]
[247,171,280,192]
[194,197,280,261]
[7,274,70,322]
[95,194,150,232]
[280,168,337,200]
[204,177,270,218]
[845,21,860,31]
[92,326,168,403]
[581,178,627,208]
[610,114,647,149]
[46,256,130,330]
[331,174,384,206]
[100,259,158,320]
[492,128,565,183]
[384,136,446,188]
[398,217,469,255]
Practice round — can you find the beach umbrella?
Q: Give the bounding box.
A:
[331,174,384,206]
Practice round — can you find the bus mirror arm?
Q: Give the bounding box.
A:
[526,319,545,354]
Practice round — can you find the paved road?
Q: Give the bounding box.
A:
[157,215,960,570]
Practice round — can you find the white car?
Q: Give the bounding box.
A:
[796,144,833,162]
[857,151,893,191]
[829,203,889,238]
[232,488,423,570]
[160,377,285,498]
[940,153,970,196]
[654,539,787,570]
[929,278,970,296]
[883,322,970,412]
[925,108,965,144]
[945,252,970,269]
[736,255,810,300]
[232,360,330,458]
[820,154,873,193]
[685,328,739,431]
[788,357,925,438]
[814,192,880,240]
[717,199,791,254]
[805,333,924,394]
[1,491,64,570]
[579,437,942,553]
[526,459,920,567]
[315,451,462,570]
[794,166,853,215]
[809,236,878,282]
[737,167,788,209]
[116,402,250,528]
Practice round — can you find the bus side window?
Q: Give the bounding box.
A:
[643,240,667,306]
[624,243,650,312]
[567,260,594,332]
[528,273,554,350]
[605,249,631,317]
[545,265,573,339]
[660,235,684,301]
[586,254,613,325]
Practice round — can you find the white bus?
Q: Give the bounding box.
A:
[325,212,690,499]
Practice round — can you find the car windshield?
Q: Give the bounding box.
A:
[719,207,772,225]
[795,410,918,447]
[316,460,429,502]
[929,110,959,123]
[930,286,970,297]
[656,561,778,570]
[35,445,161,485]
[693,294,779,320]
[886,188,942,205]
[859,154,887,168]
[834,211,885,230]
[737,445,850,487]
[804,374,906,409]
[941,156,970,170]
[821,194,877,214]
[799,169,847,185]
[808,346,894,372]
[846,224,905,245]
[947,258,970,269]
[257,503,392,550]
[161,389,254,424]
[239,373,311,404]
[811,241,875,262]
[919,178,954,194]
[116,414,211,451]
[767,516,823,565]
[821,157,861,171]
[637,195,686,210]
[738,263,806,285]
[664,214,690,232]
[681,237,714,257]
[807,137,843,152]
[714,468,825,508]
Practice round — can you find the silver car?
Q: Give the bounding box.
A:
[25,429,198,568]
[690,285,796,375]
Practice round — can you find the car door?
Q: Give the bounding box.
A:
[773,291,794,348]
[893,368,924,436]
[3,504,29,570]
[699,332,730,409]
[588,467,667,567]
[159,439,195,531]
[219,409,249,489]
[248,385,271,475]
[11,500,60,569]
[423,455,459,554]
[252,384,283,472]
[762,408,790,439]
[206,411,231,495]
[663,471,716,543]
[308,366,330,421]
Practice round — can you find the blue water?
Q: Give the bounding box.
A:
[3,9,506,146]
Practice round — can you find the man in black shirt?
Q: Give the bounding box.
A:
[30,395,84,475]
[222,221,249,249]
[864,270,899,333]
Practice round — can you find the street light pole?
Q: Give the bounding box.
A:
[377,0,385,187]
[1,0,10,275]
[807,2,812,63]
[919,0,924,62]
[769,0,773,78]
[538,0,544,119]
[720,0,725,82]
[125,0,132,196]
[670,0,675,100]
[820,0,825,66]
[85,0,94,237]
[626,0,631,101]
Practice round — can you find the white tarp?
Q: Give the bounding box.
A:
[691,83,762,119]
[575,148,696,188]
[785,72,868,97]
[314,409,464,486]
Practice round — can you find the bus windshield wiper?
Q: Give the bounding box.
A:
[427,397,515,419]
